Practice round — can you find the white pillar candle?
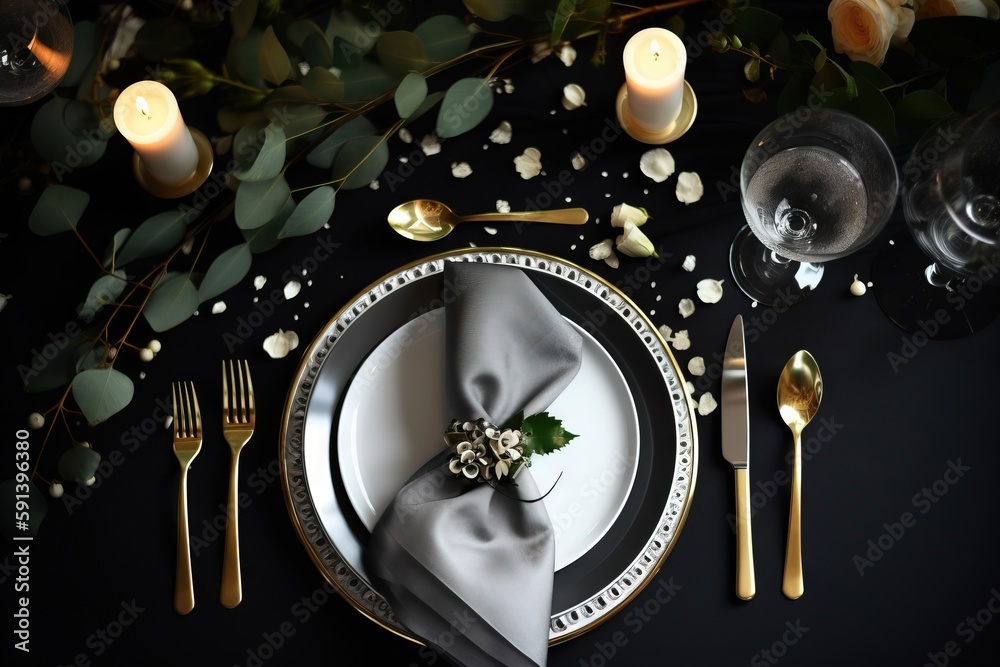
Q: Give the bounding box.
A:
[114,81,199,184]
[623,28,686,131]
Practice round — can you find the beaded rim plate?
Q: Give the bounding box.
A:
[279,247,698,646]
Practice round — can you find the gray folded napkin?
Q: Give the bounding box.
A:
[366,261,583,667]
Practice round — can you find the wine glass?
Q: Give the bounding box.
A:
[0,0,74,107]
[729,108,899,307]
[872,104,1000,339]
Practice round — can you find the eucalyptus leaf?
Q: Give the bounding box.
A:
[28,185,90,236]
[227,27,267,89]
[341,60,399,101]
[302,66,345,103]
[403,91,445,126]
[61,20,101,89]
[103,228,132,269]
[270,103,328,143]
[413,15,474,63]
[376,30,430,77]
[259,25,292,86]
[307,115,377,169]
[332,36,365,70]
[116,211,187,266]
[242,197,296,253]
[199,244,253,302]
[134,17,195,61]
[231,0,258,39]
[332,135,389,190]
[1,479,47,539]
[30,96,108,168]
[436,77,494,139]
[326,10,376,56]
[217,105,268,135]
[144,272,200,332]
[395,72,428,118]
[57,445,102,483]
[23,337,92,394]
[302,32,334,68]
[234,121,286,181]
[75,346,108,374]
[235,175,291,229]
[79,271,128,323]
[279,186,336,238]
[461,0,527,21]
[71,368,135,427]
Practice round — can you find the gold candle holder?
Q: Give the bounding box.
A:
[615,80,698,145]
[131,126,213,199]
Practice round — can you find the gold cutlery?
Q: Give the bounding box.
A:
[776,350,823,600]
[221,360,255,608]
[387,199,589,241]
[171,381,202,615]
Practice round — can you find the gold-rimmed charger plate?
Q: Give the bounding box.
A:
[279,247,697,646]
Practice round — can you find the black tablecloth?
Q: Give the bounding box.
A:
[3,2,999,665]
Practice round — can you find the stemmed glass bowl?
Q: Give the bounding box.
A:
[0,0,74,107]
[730,108,899,306]
[872,103,1000,339]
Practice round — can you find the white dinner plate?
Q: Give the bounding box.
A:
[336,310,640,571]
[280,248,697,645]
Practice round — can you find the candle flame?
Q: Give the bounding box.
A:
[650,39,660,61]
[136,96,150,118]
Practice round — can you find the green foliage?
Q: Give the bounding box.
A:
[198,244,253,302]
[57,445,102,483]
[235,175,292,229]
[28,185,90,236]
[279,186,336,238]
[395,72,428,118]
[143,272,200,332]
[332,135,390,189]
[79,271,127,323]
[115,211,188,266]
[520,412,579,457]
[436,77,494,138]
[71,368,135,426]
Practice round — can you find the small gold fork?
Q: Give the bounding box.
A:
[171,381,202,615]
[221,360,255,608]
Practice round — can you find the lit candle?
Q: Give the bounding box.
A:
[114,81,199,185]
[623,28,686,131]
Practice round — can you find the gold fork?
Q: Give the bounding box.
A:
[171,381,202,615]
[221,359,255,608]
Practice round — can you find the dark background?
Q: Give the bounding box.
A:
[3,1,999,666]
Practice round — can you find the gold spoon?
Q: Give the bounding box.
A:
[776,350,823,600]
[387,199,588,241]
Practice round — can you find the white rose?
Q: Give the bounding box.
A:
[615,220,658,258]
[915,0,999,19]
[828,0,914,65]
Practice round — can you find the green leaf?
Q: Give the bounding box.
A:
[57,445,102,483]
[436,77,494,139]
[134,18,195,61]
[242,197,296,253]
[279,186,336,238]
[233,121,286,181]
[856,75,897,145]
[850,60,894,90]
[75,346,108,373]
[395,72,428,118]
[301,32,334,68]
[732,6,785,43]
[231,0,258,39]
[895,90,955,131]
[269,103,328,143]
[559,0,610,43]
[403,90,445,127]
[259,25,291,86]
[79,271,128,323]
[71,368,135,426]
[332,135,389,190]
[551,0,575,44]
[198,244,253,302]
[303,67,345,102]
[116,211,188,266]
[376,30,430,77]
[144,272,200,332]
[22,336,93,394]
[62,20,101,88]
[341,60,399,100]
[30,97,108,167]
[307,115,377,169]
[103,228,132,269]
[227,27,268,89]
[461,0,527,21]
[1,479,47,539]
[413,15,474,63]
[217,105,268,135]
[28,185,89,236]
[235,175,291,229]
[520,411,578,457]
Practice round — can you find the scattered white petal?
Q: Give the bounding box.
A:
[398,127,413,143]
[451,161,473,178]
[558,44,577,66]
[489,120,512,144]
[420,133,441,155]
[688,357,706,376]
[658,324,673,339]
[678,298,695,318]
[514,147,542,180]
[682,255,696,272]
[604,252,620,269]
[263,329,300,359]
[851,274,867,296]
[639,148,675,183]
[562,83,586,110]
[369,180,380,190]
[181,238,194,255]
[697,392,718,416]
[685,381,696,396]
[253,275,267,290]
[484,226,498,235]
[611,203,650,227]
[671,330,691,350]
[496,199,511,213]
[589,238,614,260]
[504,78,514,94]
[571,152,586,170]
[676,171,704,204]
[284,280,302,299]
[696,278,724,304]
[616,219,657,258]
